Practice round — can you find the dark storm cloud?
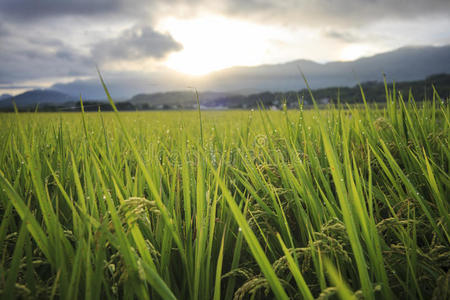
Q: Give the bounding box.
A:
[91,25,182,62]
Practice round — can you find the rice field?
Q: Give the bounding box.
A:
[0,83,449,299]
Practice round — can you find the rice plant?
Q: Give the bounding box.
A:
[0,81,448,299]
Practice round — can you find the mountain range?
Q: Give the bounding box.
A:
[1,45,449,109]
[197,45,450,92]
[1,73,449,111]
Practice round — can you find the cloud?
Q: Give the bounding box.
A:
[0,0,123,21]
[0,20,181,85]
[221,0,450,27]
[0,31,93,84]
[0,22,8,37]
[91,25,182,62]
[323,29,360,43]
[2,1,449,28]
[0,84,38,90]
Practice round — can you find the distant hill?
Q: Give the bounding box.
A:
[203,73,450,109]
[0,89,76,109]
[131,73,450,110]
[0,94,12,101]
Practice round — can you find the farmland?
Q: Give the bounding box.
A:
[0,86,449,299]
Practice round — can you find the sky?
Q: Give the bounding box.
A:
[0,0,449,96]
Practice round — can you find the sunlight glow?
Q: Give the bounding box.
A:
[157,15,281,75]
[339,44,372,61]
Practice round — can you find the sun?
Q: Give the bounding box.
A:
[157,15,271,76]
